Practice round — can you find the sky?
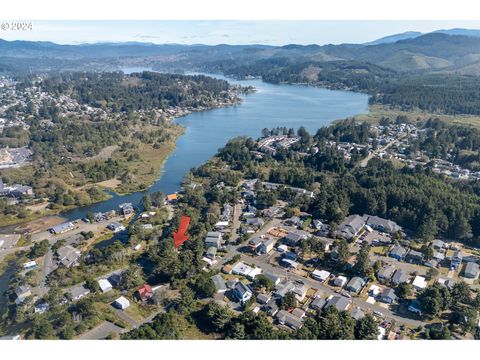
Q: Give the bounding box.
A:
[1,20,480,45]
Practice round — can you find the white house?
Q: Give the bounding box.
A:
[412,276,427,290]
[114,296,130,310]
[98,279,113,293]
[311,269,331,282]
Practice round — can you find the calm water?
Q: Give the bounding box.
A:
[61,74,369,221]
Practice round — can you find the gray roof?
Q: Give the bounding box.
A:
[211,274,227,292]
[69,285,90,299]
[310,297,326,311]
[264,271,281,284]
[464,262,480,278]
[365,215,401,233]
[256,293,272,304]
[378,265,395,280]
[379,288,398,302]
[407,249,423,259]
[337,215,365,239]
[391,269,409,284]
[325,295,350,312]
[276,310,303,329]
[390,245,407,258]
[351,308,365,320]
[345,277,365,293]
[234,281,251,296]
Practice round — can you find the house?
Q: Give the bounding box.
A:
[451,251,463,270]
[425,259,439,268]
[98,279,113,293]
[369,284,381,297]
[377,265,395,282]
[412,276,427,290]
[206,246,217,260]
[248,237,263,252]
[345,277,365,293]
[364,215,402,234]
[437,278,456,290]
[283,230,309,246]
[311,269,331,282]
[69,285,90,301]
[119,202,134,216]
[432,240,447,250]
[211,274,227,294]
[336,215,365,239]
[264,271,282,286]
[325,295,351,312]
[406,249,423,264]
[312,219,324,230]
[281,258,299,269]
[50,222,75,235]
[292,284,309,302]
[258,239,275,254]
[0,179,33,198]
[256,293,272,304]
[114,296,130,310]
[205,231,222,248]
[14,285,32,305]
[334,276,347,287]
[310,295,327,311]
[378,288,397,304]
[34,302,50,314]
[108,271,123,288]
[391,269,409,285]
[137,284,154,302]
[432,251,445,262]
[246,217,264,228]
[107,221,126,233]
[263,300,279,316]
[166,193,178,203]
[231,262,252,276]
[23,260,37,270]
[463,262,480,279]
[226,278,239,289]
[284,216,302,227]
[408,300,423,315]
[56,245,81,268]
[292,308,306,319]
[389,245,408,261]
[233,282,253,304]
[351,308,365,320]
[276,310,303,329]
[275,281,296,298]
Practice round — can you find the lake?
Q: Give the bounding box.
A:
[61,74,369,221]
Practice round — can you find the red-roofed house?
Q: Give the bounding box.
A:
[136,284,153,302]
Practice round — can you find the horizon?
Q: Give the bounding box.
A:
[1,20,480,46]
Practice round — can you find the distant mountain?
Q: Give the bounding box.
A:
[365,31,423,45]
[4,29,480,75]
[433,28,480,37]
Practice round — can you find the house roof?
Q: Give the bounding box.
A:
[234,281,251,296]
[391,269,409,284]
[211,274,227,292]
[325,295,350,312]
[137,284,153,300]
[337,215,365,238]
[390,245,407,258]
[378,265,395,279]
[380,288,397,302]
[346,277,365,292]
[365,215,401,233]
[464,262,480,277]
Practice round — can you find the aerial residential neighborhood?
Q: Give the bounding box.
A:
[1,14,480,351]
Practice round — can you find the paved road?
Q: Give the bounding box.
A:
[35,249,56,297]
[230,203,242,242]
[77,321,125,340]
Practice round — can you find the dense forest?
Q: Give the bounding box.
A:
[210,59,480,116]
[195,120,480,244]
[38,71,237,113]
